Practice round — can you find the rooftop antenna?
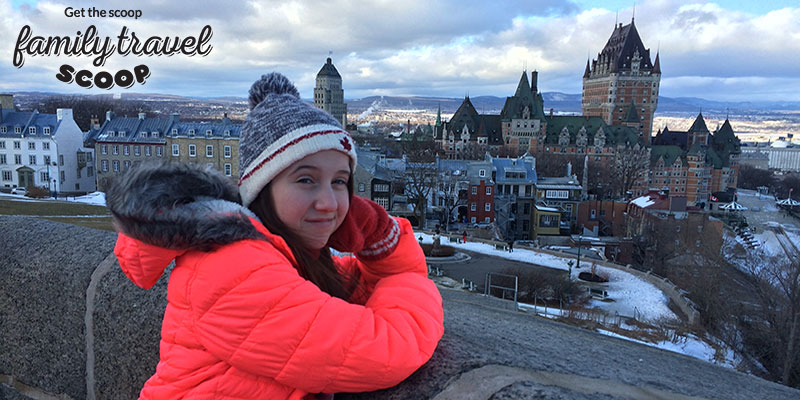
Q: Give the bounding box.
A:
[615,10,618,25]
[632,2,635,22]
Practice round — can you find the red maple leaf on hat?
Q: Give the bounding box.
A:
[340,137,352,151]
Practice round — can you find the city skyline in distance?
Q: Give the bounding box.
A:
[1,0,799,102]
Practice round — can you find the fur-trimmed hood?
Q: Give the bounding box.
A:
[106,162,265,251]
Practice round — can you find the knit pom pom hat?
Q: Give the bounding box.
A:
[238,73,357,207]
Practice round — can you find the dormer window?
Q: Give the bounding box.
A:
[118,131,126,137]
[140,131,148,138]
[15,127,22,134]
[224,130,230,136]
[0,126,6,133]
[107,130,115,136]
[29,127,36,134]
[188,129,195,136]
[171,128,178,136]
[43,127,50,135]
[206,129,212,137]
[151,131,158,137]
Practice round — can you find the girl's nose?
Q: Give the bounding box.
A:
[314,185,337,211]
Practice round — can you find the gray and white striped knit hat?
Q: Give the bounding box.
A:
[238,73,357,207]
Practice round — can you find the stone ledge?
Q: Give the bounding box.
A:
[1,216,799,399]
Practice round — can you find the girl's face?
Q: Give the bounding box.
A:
[269,150,351,250]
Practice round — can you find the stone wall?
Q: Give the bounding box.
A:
[2,216,798,399]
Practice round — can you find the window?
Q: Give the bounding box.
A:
[43,142,50,150]
[471,203,476,211]
[60,170,65,182]
[479,169,486,177]
[358,183,365,192]
[485,203,491,212]
[0,141,4,149]
[157,147,163,157]
[140,132,148,139]
[172,128,178,135]
[88,166,94,176]
[112,145,119,155]
[124,160,131,170]
[101,145,107,155]
[14,141,20,149]
[472,186,477,195]
[40,171,49,181]
[471,217,476,223]
[591,209,596,219]
[485,217,491,223]
[189,144,196,157]
[172,144,179,156]
[134,146,140,156]
[101,160,109,171]
[523,203,530,215]
[15,154,22,164]
[206,145,213,157]
[0,155,4,164]
[43,126,51,134]
[123,145,130,156]
[59,155,64,166]
[113,160,120,172]
[15,127,21,134]
[224,163,232,176]
[145,146,151,156]
[2,170,11,181]
[29,155,36,165]
[0,127,5,133]
[206,130,212,137]
[486,187,492,195]
[188,129,195,136]
[44,155,50,165]
[224,145,232,158]
[29,127,36,134]
[28,142,36,150]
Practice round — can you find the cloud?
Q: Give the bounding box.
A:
[1,0,799,101]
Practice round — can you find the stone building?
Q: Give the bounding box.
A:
[639,114,741,206]
[314,57,347,128]
[582,18,661,143]
[490,153,537,240]
[0,94,96,194]
[165,116,241,179]
[94,112,240,191]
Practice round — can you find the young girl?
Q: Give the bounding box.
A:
[106,73,444,399]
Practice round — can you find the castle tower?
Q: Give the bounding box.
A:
[582,18,660,145]
[314,57,347,128]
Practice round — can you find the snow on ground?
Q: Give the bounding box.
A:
[597,329,736,368]
[0,191,107,206]
[752,230,784,257]
[416,232,677,322]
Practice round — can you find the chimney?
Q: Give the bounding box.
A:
[549,108,554,118]
[566,162,572,177]
[531,71,538,94]
[222,112,230,124]
[105,110,114,122]
[138,112,146,120]
[169,113,180,125]
[57,109,72,122]
[0,94,13,114]
[90,115,100,130]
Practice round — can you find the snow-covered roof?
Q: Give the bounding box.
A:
[630,195,656,208]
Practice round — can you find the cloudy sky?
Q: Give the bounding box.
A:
[1,0,799,102]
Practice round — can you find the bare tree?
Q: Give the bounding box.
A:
[437,172,469,230]
[737,258,800,387]
[615,144,650,199]
[36,95,152,131]
[405,161,437,229]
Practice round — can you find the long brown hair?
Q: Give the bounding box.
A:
[248,179,360,301]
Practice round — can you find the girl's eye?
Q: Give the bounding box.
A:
[297,177,314,184]
[334,178,348,185]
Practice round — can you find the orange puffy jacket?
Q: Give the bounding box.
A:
[107,163,444,399]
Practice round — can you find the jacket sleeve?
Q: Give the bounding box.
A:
[188,230,444,394]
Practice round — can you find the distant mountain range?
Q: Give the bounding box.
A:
[9,90,800,117]
[344,93,800,116]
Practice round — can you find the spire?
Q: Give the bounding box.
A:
[514,71,531,98]
[583,58,591,78]
[652,52,661,74]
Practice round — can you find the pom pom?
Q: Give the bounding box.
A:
[248,72,300,109]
